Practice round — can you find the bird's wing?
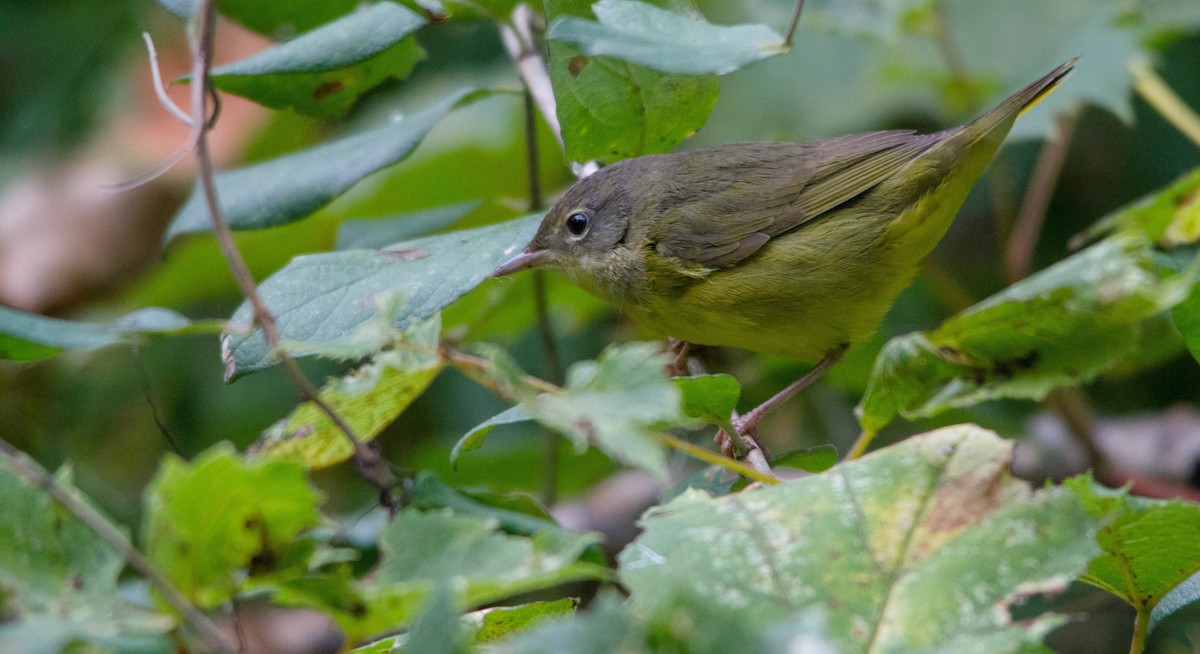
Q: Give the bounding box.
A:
[650,129,944,268]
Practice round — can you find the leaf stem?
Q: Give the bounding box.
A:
[783,0,805,47]
[845,430,874,460]
[1129,604,1151,654]
[0,438,233,653]
[187,0,396,508]
[1132,58,1200,148]
[658,433,779,486]
[1004,111,1077,283]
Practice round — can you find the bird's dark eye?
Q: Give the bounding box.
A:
[565,212,590,237]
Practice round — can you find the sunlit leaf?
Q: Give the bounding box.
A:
[1075,166,1200,247]
[252,317,445,469]
[674,373,739,434]
[210,2,426,117]
[547,0,784,75]
[620,424,1108,652]
[473,599,578,643]
[0,454,173,653]
[143,444,322,608]
[165,88,485,241]
[0,305,218,362]
[857,234,1195,434]
[223,214,541,379]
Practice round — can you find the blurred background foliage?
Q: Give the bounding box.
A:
[1,0,1198,650]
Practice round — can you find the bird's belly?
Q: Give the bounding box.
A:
[628,216,920,362]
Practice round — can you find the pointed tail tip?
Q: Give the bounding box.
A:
[1015,57,1079,118]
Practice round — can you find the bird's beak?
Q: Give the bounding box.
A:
[493,247,554,277]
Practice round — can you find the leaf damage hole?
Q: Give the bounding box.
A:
[312,80,344,100]
[569,55,588,78]
[378,248,431,263]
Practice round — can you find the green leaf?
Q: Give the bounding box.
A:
[771,444,838,473]
[142,443,322,608]
[674,373,740,434]
[344,510,606,636]
[1174,280,1200,364]
[857,234,1195,434]
[1065,477,1200,614]
[210,3,426,117]
[216,0,360,36]
[0,306,217,362]
[0,455,173,653]
[802,0,934,39]
[409,472,562,537]
[460,342,687,481]
[547,39,718,163]
[487,592,642,654]
[474,599,578,643]
[1074,166,1200,247]
[165,88,485,241]
[547,0,784,76]
[451,405,532,466]
[223,214,541,379]
[336,200,482,250]
[620,424,1108,652]
[400,584,468,654]
[252,319,445,469]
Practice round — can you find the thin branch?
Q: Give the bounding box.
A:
[783,0,805,47]
[143,32,193,125]
[1132,58,1200,148]
[1003,111,1077,284]
[187,0,396,507]
[0,438,234,653]
[659,434,779,486]
[928,0,979,111]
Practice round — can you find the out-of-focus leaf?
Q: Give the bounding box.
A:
[1066,477,1200,614]
[337,200,482,250]
[857,234,1195,434]
[401,584,468,654]
[801,0,934,39]
[216,0,360,36]
[473,599,578,643]
[1174,281,1200,364]
[252,318,444,469]
[620,425,1108,652]
[344,510,606,637]
[143,444,321,608]
[0,454,173,653]
[1073,166,1200,247]
[209,3,426,117]
[547,0,784,76]
[409,471,560,537]
[165,88,485,241]
[223,214,541,379]
[455,343,686,481]
[451,405,532,466]
[674,374,739,434]
[486,592,642,654]
[159,0,198,19]
[0,306,219,362]
[771,444,838,473]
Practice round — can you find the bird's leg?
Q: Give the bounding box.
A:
[666,338,693,377]
[715,345,848,459]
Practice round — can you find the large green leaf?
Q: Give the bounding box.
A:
[252,317,444,469]
[1074,166,1200,247]
[210,2,426,117]
[336,200,482,250]
[0,455,172,654]
[0,305,218,362]
[620,424,1108,652]
[222,214,541,379]
[160,0,360,34]
[857,234,1195,434]
[142,444,322,608]
[547,0,784,76]
[165,88,484,241]
[1066,478,1200,616]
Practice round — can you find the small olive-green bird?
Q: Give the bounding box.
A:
[496,60,1074,440]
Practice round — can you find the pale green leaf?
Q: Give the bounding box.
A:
[0,306,217,362]
[547,0,784,76]
[620,425,1107,652]
[336,200,482,250]
[223,214,541,379]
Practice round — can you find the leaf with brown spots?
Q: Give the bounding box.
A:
[620,425,1111,653]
